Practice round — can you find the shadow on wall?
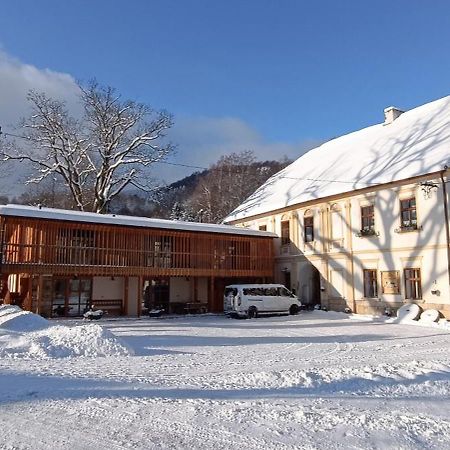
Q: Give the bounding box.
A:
[271,136,449,316]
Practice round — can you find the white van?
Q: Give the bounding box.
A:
[223,284,301,318]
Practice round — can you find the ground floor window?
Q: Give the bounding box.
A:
[51,277,92,317]
[404,268,422,299]
[363,269,378,298]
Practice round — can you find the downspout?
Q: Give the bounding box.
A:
[441,168,450,293]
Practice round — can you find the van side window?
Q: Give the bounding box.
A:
[243,288,263,296]
[265,287,278,296]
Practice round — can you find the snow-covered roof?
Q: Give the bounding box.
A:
[224,95,450,223]
[0,204,276,238]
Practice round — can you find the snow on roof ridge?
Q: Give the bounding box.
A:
[0,204,277,238]
[224,94,450,223]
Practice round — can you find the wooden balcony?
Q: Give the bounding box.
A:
[0,216,274,279]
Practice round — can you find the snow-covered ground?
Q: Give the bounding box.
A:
[1,311,450,449]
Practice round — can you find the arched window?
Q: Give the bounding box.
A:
[304,210,314,243]
[280,215,290,246]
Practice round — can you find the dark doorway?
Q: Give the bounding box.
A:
[300,264,321,307]
[283,271,291,291]
[143,278,170,312]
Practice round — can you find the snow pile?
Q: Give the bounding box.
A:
[394,303,422,323]
[0,305,50,332]
[25,324,134,358]
[0,305,133,358]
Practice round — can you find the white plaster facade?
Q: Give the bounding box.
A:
[232,173,450,317]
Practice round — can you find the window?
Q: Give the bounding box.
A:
[404,268,422,299]
[265,287,278,296]
[361,205,375,233]
[281,220,290,246]
[363,269,378,298]
[279,287,295,298]
[259,225,267,231]
[304,216,314,242]
[400,197,417,230]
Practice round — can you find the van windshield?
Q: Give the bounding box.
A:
[279,287,295,297]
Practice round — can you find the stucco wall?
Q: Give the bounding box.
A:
[170,277,191,303]
[127,277,139,316]
[239,175,450,318]
[92,277,123,301]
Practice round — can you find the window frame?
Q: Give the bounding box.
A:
[280,220,290,246]
[304,216,314,243]
[400,197,418,230]
[404,268,422,300]
[361,205,375,233]
[363,269,378,298]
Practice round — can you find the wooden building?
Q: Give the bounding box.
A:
[0,205,275,317]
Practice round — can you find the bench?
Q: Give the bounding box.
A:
[91,299,123,316]
[184,302,208,314]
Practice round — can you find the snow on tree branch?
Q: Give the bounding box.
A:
[0,81,175,213]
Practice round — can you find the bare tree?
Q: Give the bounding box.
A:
[1,82,174,213]
[188,151,290,223]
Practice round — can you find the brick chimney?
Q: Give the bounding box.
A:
[384,106,404,125]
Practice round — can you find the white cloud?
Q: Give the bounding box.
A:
[0,50,81,195]
[0,49,80,129]
[158,116,321,182]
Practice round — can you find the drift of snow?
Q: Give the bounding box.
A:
[419,309,440,323]
[0,305,132,359]
[396,303,421,322]
[0,306,50,332]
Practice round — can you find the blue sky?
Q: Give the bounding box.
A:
[1,0,450,181]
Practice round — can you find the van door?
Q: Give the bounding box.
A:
[244,287,265,312]
[263,287,278,312]
[279,286,294,311]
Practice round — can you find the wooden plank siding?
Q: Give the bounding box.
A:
[0,216,274,279]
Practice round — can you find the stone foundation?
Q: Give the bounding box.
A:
[355,299,450,320]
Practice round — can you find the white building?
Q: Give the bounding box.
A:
[224,96,450,318]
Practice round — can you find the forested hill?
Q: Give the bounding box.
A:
[14,151,291,224]
[113,152,291,223]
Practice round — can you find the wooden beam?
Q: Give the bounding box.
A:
[137,276,142,317]
[37,275,43,315]
[209,276,215,313]
[123,276,129,316]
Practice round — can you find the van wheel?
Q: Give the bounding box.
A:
[289,304,300,315]
[247,307,258,319]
